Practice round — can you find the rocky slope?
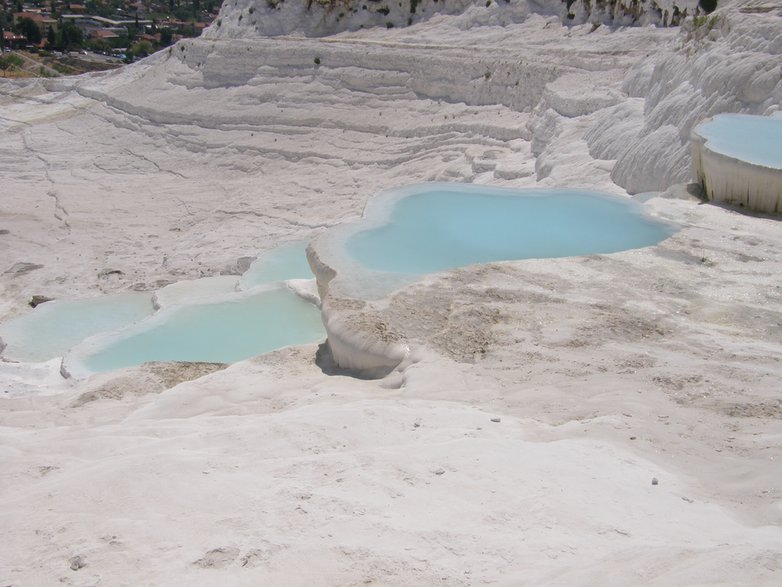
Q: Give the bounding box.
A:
[205,0,702,38]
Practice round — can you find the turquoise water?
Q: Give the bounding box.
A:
[347,187,675,275]
[67,288,323,376]
[0,241,323,377]
[696,114,782,168]
[239,241,313,289]
[0,293,153,362]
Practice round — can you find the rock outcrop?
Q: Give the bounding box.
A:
[204,0,701,38]
[588,6,782,193]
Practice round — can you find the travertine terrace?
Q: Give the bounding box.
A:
[1,1,781,584]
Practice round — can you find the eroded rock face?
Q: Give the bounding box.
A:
[204,0,699,39]
[591,9,782,193]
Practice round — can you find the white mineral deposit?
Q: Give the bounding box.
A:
[691,113,782,212]
[1,0,781,584]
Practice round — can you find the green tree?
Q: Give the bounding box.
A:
[0,53,24,77]
[131,39,154,58]
[159,28,173,46]
[86,37,112,53]
[47,26,56,47]
[17,17,43,44]
[56,22,83,51]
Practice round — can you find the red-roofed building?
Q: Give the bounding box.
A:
[3,30,28,49]
[13,12,58,35]
[91,29,120,40]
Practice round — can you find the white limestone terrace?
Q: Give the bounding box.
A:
[691,113,782,213]
[586,1,782,192]
[204,0,700,38]
[306,182,678,377]
[0,3,693,314]
[1,0,782,584]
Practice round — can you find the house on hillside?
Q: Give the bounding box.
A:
[59,14,153,37]
[13,11,59,36]
[91,29,120,42]
[3,30,28,50]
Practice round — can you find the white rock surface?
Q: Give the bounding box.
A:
[1,1,782,584]
[597,4,782,192]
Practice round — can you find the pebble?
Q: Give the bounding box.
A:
[69,555,84,571]
[651,477,659,486]
[490,417,501,423]
[29,295,54,308]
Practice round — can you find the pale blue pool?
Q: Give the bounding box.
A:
[0,241,323,378]
[64,287,323,378]
[694,114,782,169]
[239,241,313,290]
[346,185,676,276]
[0,293,154,363]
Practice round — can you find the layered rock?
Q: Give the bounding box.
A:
[587,5,782,193]
[203,0,700,38]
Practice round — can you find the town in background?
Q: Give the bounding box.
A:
[0,0,216,76]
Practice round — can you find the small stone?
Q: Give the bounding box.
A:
[29,295,54,308]
[490,417,501,423]
[434,468,445,475]
[69,555,84,571]
[630,436,637,440]
[651,477,659,486]
[98,268,124,278]
[234,256,254,274]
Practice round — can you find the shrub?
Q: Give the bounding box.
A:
[0,53,24,77]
